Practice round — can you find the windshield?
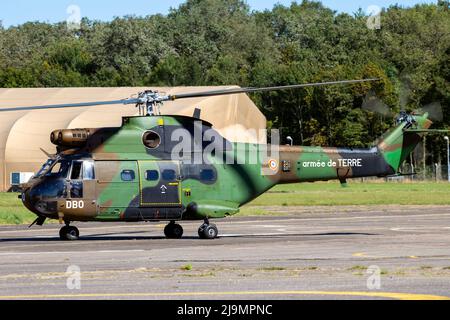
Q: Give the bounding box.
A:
[35,159,57,178]
[34,158,70,179]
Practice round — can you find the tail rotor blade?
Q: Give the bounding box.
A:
[398,72,413,110]
[421,102,443,122]
[362,91,392,116]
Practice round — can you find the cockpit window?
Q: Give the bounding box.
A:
[83,161,95,180]
[49,161,70,177]
[50,163,62,174]
[35,158,71,179]
[70,161,83,180]
[35,159,57,178]
[36,159,95,181]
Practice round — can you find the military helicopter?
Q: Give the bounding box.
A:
[0,79,436,241]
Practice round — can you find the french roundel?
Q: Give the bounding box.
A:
[268,159,279,171]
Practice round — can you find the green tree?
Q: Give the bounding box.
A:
[0,0,448,160]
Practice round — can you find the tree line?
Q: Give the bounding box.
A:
[0,0,449,168]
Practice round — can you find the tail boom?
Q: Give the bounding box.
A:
[276,114,432,184]
[277,146,395,184]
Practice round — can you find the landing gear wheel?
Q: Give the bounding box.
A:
[198,223,218,240]
[164,223,184,239]
[59,226,80,241]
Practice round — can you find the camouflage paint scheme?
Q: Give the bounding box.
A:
[22,113,432,224]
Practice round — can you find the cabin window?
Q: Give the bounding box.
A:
[143,131,161,149]
[200,169,215,181]
[162,169,176,181]
[145,170,159,181]
[121,170,136,182]
[70,161,83,180]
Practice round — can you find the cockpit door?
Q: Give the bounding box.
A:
[64,160,97,219]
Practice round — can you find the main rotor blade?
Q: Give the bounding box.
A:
[168,79,380,101]
[0,98,139,113]
[0,78,379,113]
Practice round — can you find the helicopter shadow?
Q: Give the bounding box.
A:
[0,231,379,243]
[0,230,167,242]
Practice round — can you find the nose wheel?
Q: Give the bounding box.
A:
[59,225,80,241]
[198,219,218,240]
[164,222,184,239]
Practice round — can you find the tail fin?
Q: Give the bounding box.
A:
[378,114,432,172]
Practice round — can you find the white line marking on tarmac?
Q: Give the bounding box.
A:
[233,213,450,224]
[259,225,286,228]
[391,227,450,232]
[221,233,290,237]
[0,250,146,256]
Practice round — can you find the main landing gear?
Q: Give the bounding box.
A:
[164,221,184,239]
[198,218,218,240]
[163,219,219,240]
[59,223,80,241]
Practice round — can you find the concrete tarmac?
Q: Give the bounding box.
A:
[0,205,449,300]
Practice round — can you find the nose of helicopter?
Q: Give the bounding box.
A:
[19,184,40,216]
[20,180,60,218]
